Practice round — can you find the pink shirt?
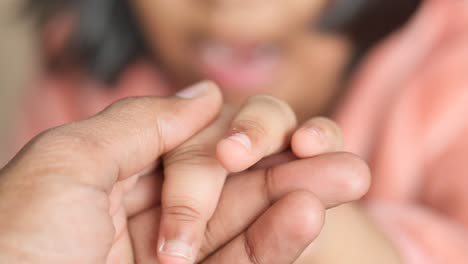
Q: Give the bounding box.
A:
[11,0,468,262]
[335,0,468,262]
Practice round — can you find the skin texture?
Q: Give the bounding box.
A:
[0,85,371,263]
[131,0,353,120]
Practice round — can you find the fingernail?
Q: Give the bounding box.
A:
[307,127,325,146]
[226,132,252,151]
[176,81,212,99]
[159,239,193,260]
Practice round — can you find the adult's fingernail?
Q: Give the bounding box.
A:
[176,81,213,99]
[226,132,252,151]
[159,239,193,260]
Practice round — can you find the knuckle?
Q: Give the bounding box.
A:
[287,192,324,242]
[164,143,219,168]
[248,95,297,125]
[105,97,156,124]
[108,96,153,112]
[200,219,220,258]
[244,233,261,264]
[106,97,168,128]
[248,95,288,110]
[233,118,269,141]
[263,167,277,203]
[163,203,204,223]
[104,97,141,118]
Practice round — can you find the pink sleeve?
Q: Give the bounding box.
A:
[9,76,79,159]
[366,202,468,263]
[9,61,171,161]
[335,1,468,262]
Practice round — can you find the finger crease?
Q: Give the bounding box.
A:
[243,233,261,264]
[263,167,276,206]
[155,114,166,156]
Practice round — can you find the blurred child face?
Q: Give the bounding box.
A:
[133,0,352,119]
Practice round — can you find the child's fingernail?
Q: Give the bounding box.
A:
[226,132,252,151]
[176,81,212,99]
[159,239,193,260]
[308,126,324,141]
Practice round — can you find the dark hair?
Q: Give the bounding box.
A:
[27,0,421,83]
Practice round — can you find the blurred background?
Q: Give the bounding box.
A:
[0,0,35,158]
[0,0,421,162]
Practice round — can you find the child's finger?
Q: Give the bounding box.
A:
[291,117,344,158]
[157,95,296,263]
[157,111,231,264]
[217,95,298,172]
[252,117,343,170]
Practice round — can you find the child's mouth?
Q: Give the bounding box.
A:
[196,40,283,91]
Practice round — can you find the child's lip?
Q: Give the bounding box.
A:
[195,40,283,91]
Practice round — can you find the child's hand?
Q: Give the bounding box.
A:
[157,84,368,263]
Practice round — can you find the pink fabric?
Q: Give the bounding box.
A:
[335,0,468,262]
[10,0,468,262]
[13,61,172,151]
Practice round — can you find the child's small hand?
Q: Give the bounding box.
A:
[157,84,367,263]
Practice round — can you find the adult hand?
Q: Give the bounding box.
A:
[0,82,221,263]
[0,81,370,264]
